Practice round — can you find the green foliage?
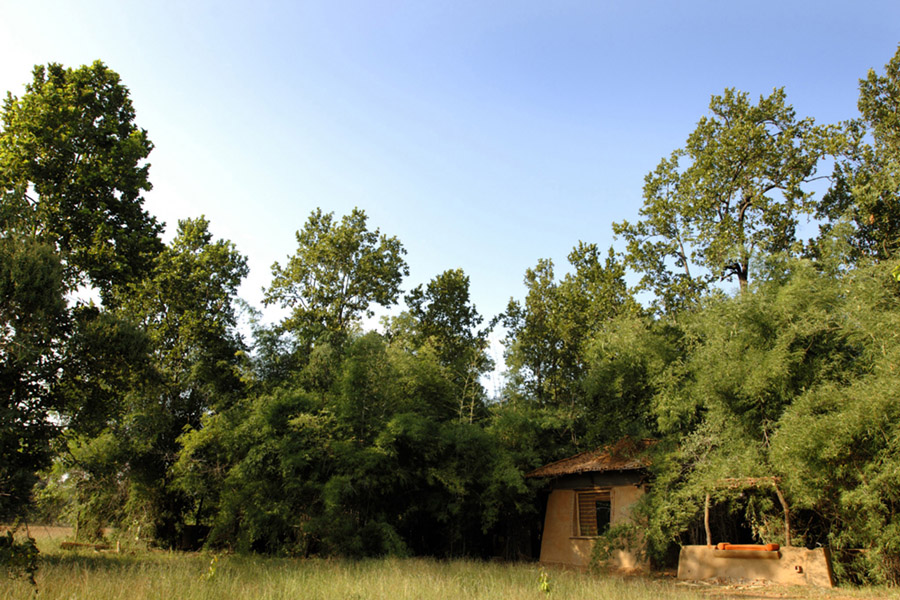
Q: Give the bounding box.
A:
[581,316,679,446]
[199,553,220,581]
[636,254,900,581]
[336,332,399,444]
[0,61,162,300]
[501,258,561,407]
[0,527,39,587]
[56,306,151,435]
[538,568,551,595]
[500,245,641,451]
[614,88,830,310]
[119,216,249,413]
[588,522,645,570]
[395,268,492,421]
[57,218,249,547]
[0,60,162,522]
[174,324,527,558]
[190,388,331,554]
[0,237,67,520]
[265,208,408,346]
[62,432,132,540]
[769,261,900,583]
[645,261,851,543]
[818,44,900,261]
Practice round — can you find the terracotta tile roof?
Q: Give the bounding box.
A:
[525,438,654,479]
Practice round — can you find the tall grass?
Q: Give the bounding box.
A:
[1,531,897,600]
[1,553,680,600]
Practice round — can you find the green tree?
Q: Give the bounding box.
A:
[581,314,678,447]
[501,259,564,413]
[333,332,399,445]
[639,255,893,574]
[0,61,162,520]
[554,243,641,397]
[120,217,249,416]
[769,259,900,583]
[388,269,492,422]
[818,44,900,261]
[0,61,162,300]
[501,245,638,446]
[0,238,66,519]
[404,269,488,372]
[176,388,333,554]
[65,218,249,545]
[265,208,408,347]
[614,88,829,312]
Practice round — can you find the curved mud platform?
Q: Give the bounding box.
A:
[677,545,834,588]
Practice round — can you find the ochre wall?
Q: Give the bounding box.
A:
[677,546,834,588]
[539,483,646,569]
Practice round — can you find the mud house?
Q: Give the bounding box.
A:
[526,439,652,570]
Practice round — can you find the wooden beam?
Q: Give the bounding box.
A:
[772,480,791,547]
[704,493,712,547]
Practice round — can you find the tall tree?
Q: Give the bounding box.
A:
[614,88,829,312]
[554,243,641,386]
[265,208,408,348]
[818,44,900,261]
[390,268,492,421]
[120,217,249,416]
[639,256,891,572]
[0,61,162,300]
[0,61,162,519]
[501,245,638,448]
[502,245,637,410]
[501,259,560,407]
[66,218,248,545]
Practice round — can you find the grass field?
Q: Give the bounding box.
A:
[2,527,899,600]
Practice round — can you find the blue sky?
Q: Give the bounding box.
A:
[2,1,899,381]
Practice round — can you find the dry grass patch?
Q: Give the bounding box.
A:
[1,541,899,600]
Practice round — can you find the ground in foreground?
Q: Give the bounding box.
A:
[1,527,897,600]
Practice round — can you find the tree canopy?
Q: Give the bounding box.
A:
[265,208,408,345]
[819,45,900,261]
[0,61,162,300]
[613,88,830,310]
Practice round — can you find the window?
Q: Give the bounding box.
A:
[577,490,611,536]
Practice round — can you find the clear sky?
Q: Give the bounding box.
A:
[2,0,899,383]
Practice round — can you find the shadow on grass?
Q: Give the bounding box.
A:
[39,550,204,572]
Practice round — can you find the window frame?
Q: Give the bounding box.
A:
[575,489,612,537]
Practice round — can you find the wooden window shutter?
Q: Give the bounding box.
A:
[577,490,611,537]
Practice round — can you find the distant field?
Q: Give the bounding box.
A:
[1,527,898,600]
[1,525,73,542]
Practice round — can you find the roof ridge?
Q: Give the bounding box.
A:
[525,438,654,479]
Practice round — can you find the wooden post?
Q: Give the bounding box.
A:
[772,481,791,547]
[704,493,712,547]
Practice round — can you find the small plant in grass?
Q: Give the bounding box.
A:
[200,552,221,581]
[538,568,551,595]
